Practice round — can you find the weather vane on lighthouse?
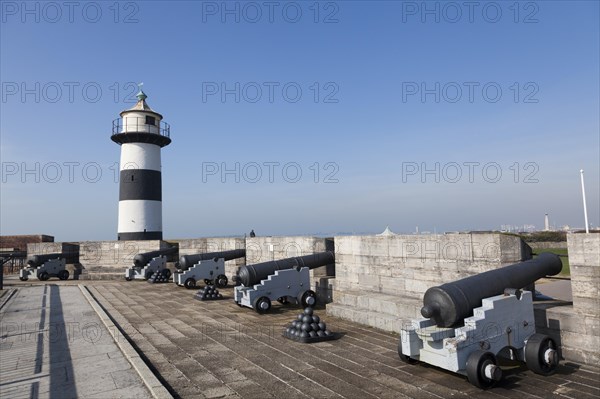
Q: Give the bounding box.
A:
[111,86,172,241]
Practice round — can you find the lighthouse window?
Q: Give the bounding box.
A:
[145,116,156,126]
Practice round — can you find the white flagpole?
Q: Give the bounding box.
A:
[580,169,590,234]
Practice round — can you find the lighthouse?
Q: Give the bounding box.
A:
[111,87,171,240]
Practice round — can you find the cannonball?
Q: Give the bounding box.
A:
[285,327,292,335]
[318,322,326,331]
[309,331,317,338]
[324,330,332,336]
[301,323,311,332]
[218,293,223,299]
[312,315,320,324]
[304,307,314,316]
[311,323,319,331]
[317,330,325,337]
[299,331,308,338]
[302,315,312,324]
[297,313,304,321]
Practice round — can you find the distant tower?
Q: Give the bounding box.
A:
[111,87,171,240]
[544,214,550,231]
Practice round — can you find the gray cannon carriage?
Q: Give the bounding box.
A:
[399,253,563,389]
[125,247,177,281]
[234,252,334,313]
[174,249,246,289]
[20,253,70,281]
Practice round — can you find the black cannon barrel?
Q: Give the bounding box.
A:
[27,253,64,267]
[178,249,246,270]
[238,251,335,287]
[421,252,562,328]
[133,247,178,267]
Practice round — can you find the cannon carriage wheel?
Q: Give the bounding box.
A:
[525,334,559,375]
[466,350,502,389]
[38,272,49,281]
[299,290,317,308]
[184,278,196,289]
[254,296,271,313]
[58,270,69,280]
[19,276,28,281]
[215,274,228,288]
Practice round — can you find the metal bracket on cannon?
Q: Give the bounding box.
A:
[20,254,69,281]
[234,266,316,313]
[125,256,171,281]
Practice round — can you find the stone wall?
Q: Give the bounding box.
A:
[535,233,599,365]
[528,241,568,249]
[176,237,246,281]
[327,233,530,334]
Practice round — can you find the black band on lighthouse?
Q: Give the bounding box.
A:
[118,231,163,241]
[119,170,162,201]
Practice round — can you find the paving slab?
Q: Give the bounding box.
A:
[0,285,152,399]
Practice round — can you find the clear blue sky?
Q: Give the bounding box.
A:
[1,1,599,241]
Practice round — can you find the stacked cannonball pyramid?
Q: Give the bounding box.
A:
[147,269,171,284]
[194,285,224,301]
[284,307,336,343]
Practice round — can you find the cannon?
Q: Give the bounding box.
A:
[20,253,70,281]
[125,247,177,281]
[177,249,246,270]
[234,252,334,313]
[132,247,178,268]
[399,253,563,389]
[174,249,246,289]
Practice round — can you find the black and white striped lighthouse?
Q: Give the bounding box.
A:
[111,87,171,240]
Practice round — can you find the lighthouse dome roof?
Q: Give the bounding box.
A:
[120,89,163,119]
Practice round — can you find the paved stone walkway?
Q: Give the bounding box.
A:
[88,281,600,399]
[0,285,151,398]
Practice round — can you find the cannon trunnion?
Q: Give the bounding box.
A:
[399,253,562,389]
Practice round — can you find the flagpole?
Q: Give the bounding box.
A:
[580,169,590,234]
